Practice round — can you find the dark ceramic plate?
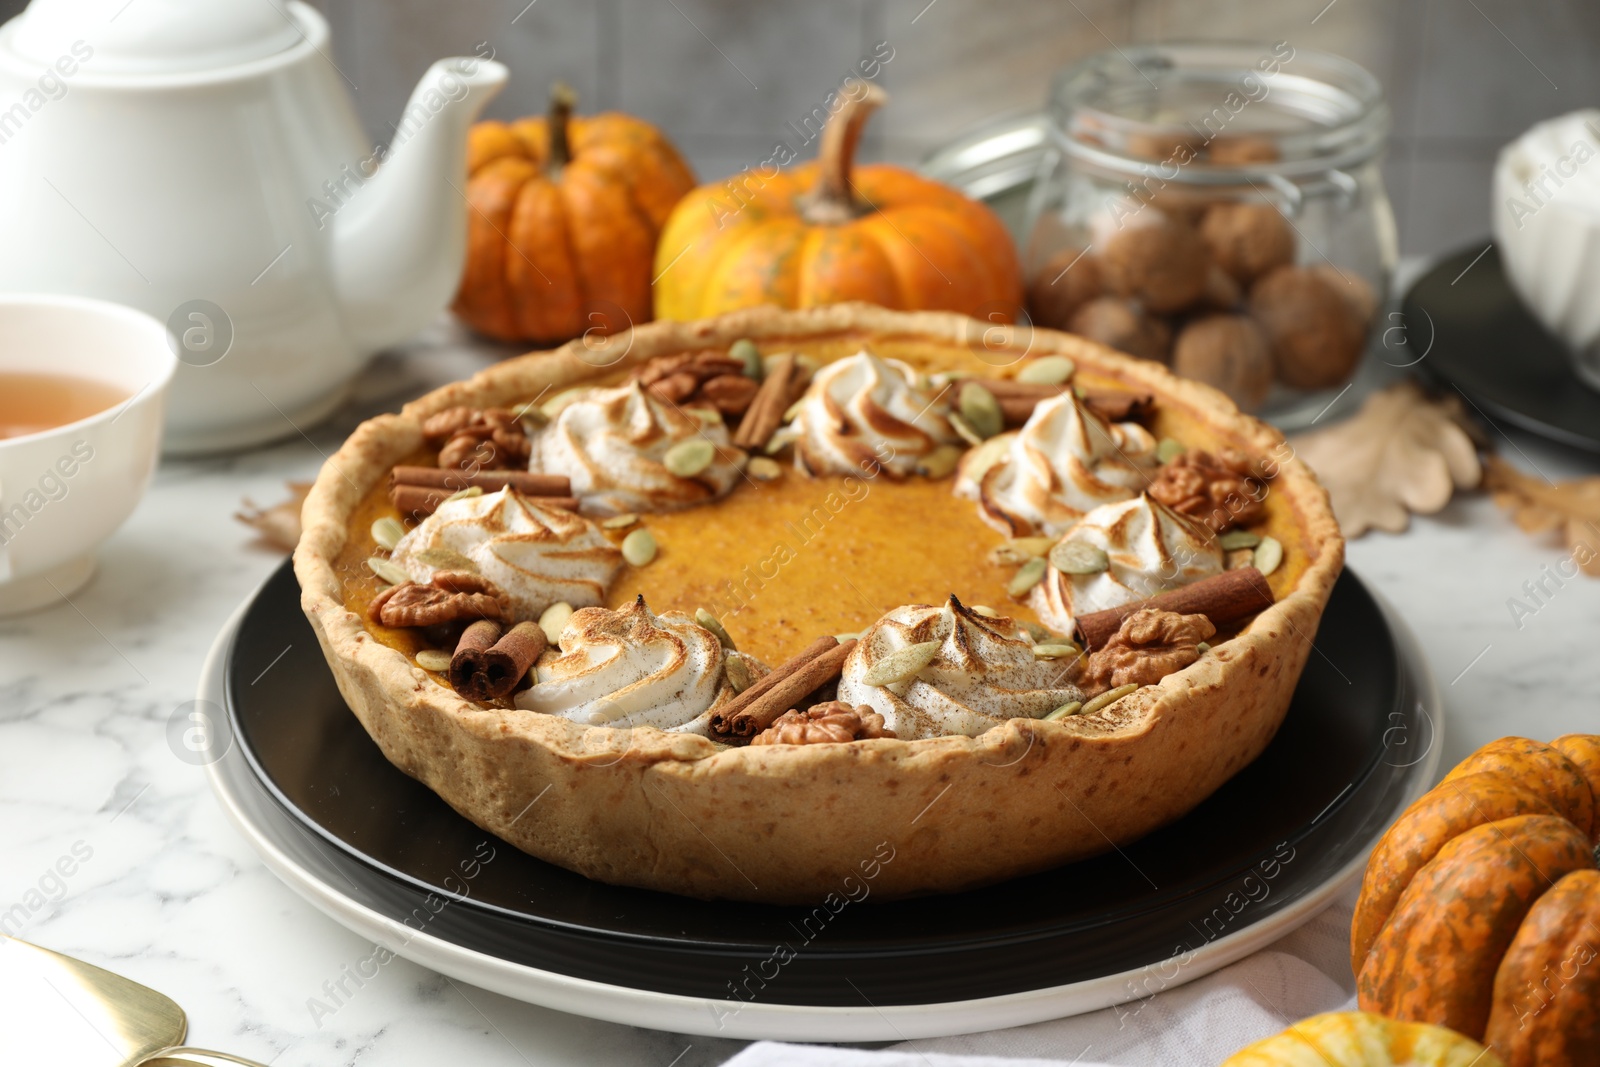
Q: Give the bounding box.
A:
[225,559,1429,1006]
[1406,242,1600,453]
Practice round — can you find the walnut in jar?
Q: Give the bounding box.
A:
[1199,202,1295,285]
[1249,265,1365,389]
[1171,314,1273,411]
[1068,297,1173,362]
[1027,248,1102,331]
[1098,212,1210,313]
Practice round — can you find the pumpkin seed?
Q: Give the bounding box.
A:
[765,428,799,454]
[542,387,588,417]
[1196,641,1211,654]
[1217,529,1261,550]
[367,556,410,586]
[602,513,638,529]
[782,398,807,422]
[949,412,985,447]
[958,382,1003,440]
[664,439,715,478]
[516,404,550,431]
[859,640,941,687]
[1007,556,1048,598]
[723,652,755,693]
[1016,356,1076,385]
[622,527,658,566]
[834,631,861,643]
[1049,540,1109,575]
[695,608,736,649]
[370,516,406,551]
[962,433,1012,484]
[730,339,764,380]
[989,536,1055,566]
[747,456,782,481]
[968,604,999,618]
[1253,535,1284,576]
[916,444,964,479]
[1156,437,1187,463]
[443,485,484,504]
[415,546,479,573]
[1042,701,1083,722]
[1019,620,1053,643]
[1031,642,1080,660]
[539,602,574,645]
[1081,683,1140,716]
[415,649,452,672]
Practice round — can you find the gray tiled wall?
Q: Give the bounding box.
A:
[313,0,1600,257]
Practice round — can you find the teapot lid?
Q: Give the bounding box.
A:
[9,0,305,75]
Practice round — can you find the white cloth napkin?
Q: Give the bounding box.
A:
[724,888,1360,1067]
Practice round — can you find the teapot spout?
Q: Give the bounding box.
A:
[332,56,507,353]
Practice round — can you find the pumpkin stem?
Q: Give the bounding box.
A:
[801,82,887,225]
[547,81,577,174]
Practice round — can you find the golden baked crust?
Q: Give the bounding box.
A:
[294,304,1343,903]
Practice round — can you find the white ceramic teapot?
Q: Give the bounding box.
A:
[0,0,507,452]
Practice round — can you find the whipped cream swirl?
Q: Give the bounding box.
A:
[1030,493,1223,635]
[837,598,1083,740]
[527,381,745,515]
[514,597,727,730]
[784,351,960,478]
[390,488,622,621]
[956,392,1158,538]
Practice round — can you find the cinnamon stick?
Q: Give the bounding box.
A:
[709,634,839,739]
[391,466,571,497]
[721,639,857,740]
[732,353,796,450]
[476,621,548,700]
[390,484,578,519]
[450,619,505,698]
[1074,566,1274,648]
[1082,391,1153,423]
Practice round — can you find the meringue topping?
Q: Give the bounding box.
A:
[1030,493,1223,635]
[389,488,623,621]
[526,381,746,515]
[837,597,1082,739]
[514,597,726,731]
[956,391,1158,538]
[783,350,961,478]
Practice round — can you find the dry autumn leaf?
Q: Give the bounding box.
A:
[1483,455,1600,576]
[1289,380,1481,537]
[235,481,312,552]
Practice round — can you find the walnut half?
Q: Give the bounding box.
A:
[368,571,512,628]
[750,701,896,746]
[1079,609,1216,696]
[1147,448,1269,532]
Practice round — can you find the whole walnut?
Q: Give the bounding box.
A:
[1199,202,1295,285]
[1171,314,1273,411]
[1249,266,1365,389]
[1200,263,1242,311]
[1079,608,1216,695]
[1027,248,1102,330]
[1207,136,1280,166]
[1310,264,1378,328]
[1098,213,1210,313]
[1068,297,1172,362]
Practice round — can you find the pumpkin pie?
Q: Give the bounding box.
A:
[294,303,1342,903]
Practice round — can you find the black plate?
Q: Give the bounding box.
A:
[1406,242,1600,453]
[226,559,1425,1007]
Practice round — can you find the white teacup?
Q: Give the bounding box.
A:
[0,294,174,614]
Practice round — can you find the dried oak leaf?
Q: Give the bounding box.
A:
[236,481,313,552]
[1483,455,1600,576]
[1288,380,1481,537]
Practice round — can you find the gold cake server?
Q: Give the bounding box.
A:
[0,936,267,1065]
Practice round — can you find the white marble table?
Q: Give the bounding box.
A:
[4,308,1598,1066]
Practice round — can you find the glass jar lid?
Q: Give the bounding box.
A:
[1050,43,1389,184]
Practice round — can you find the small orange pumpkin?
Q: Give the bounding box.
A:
[1351,734,1600,1064]
[453,85,696,342]
[1221,1010,1503,1066]
[653,83,1022,323]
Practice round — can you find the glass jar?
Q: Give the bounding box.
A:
[1023,43,1396,428]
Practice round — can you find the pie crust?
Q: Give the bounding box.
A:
[294,303,1343,903]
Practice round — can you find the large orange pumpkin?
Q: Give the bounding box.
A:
[652,83,1022,322]
[1351,734,1600,1064]
[453,85,697,342]
[1221,1011,1503,1066]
